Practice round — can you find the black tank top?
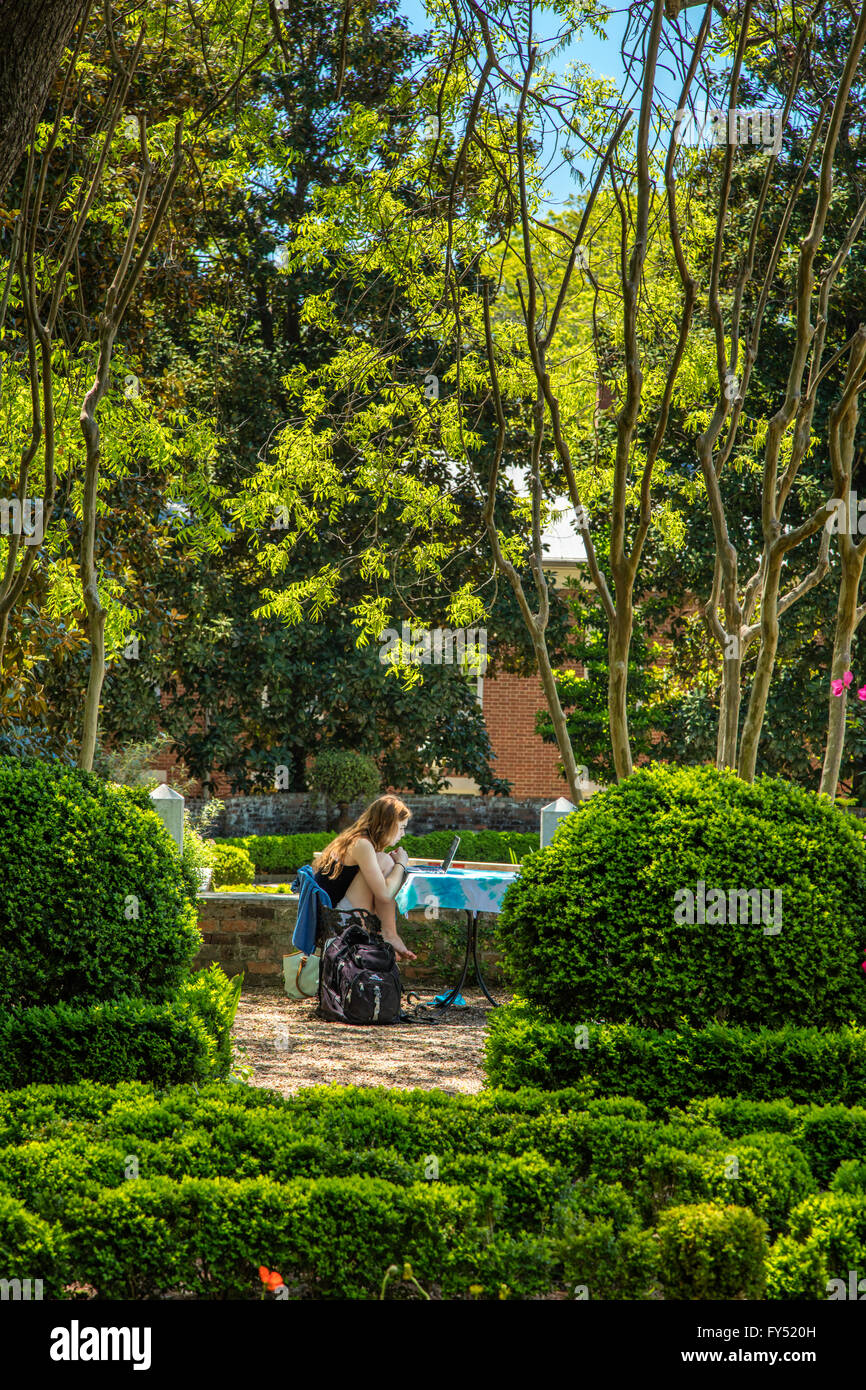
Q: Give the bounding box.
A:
[314,857,360,905]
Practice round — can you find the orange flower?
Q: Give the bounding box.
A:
[259,1266,284,1292]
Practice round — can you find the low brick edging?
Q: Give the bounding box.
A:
[185,792,549,838]
[195,893,506,987]
[195,894,296,983]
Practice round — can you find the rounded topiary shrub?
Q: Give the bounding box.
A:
[0,758,201,1009]
[309,748,380,827]
[0,1190,60,1286]
[211,843,255,888]
[496,763,866,1028]
[657,1203,767,1300]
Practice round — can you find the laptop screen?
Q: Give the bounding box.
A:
[441,835,460,872]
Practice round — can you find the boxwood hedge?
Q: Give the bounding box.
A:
[484,1001,866,1110]
[656,1203,768,1299]
[215,829,537,875]
[0,965,240,1088]
[211,843,255,888]
[0,1189,60,1283]
[494,764,866,1028]
[0,1081,859,1299]
[766,1193,866,1299]
[0,757,200,1008]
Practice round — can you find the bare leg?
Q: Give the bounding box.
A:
[372,851,416,960]
[336,854,416,960]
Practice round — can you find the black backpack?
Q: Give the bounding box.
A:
[318,921,402,1024]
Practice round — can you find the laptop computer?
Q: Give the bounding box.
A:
[406,835,460,874]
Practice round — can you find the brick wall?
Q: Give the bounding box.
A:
[482,667,577,799]
[196,895,295,984]
[195,893,505,987]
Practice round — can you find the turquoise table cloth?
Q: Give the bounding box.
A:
[395,867,518,918]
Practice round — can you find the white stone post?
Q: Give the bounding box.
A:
[149,784,184,854]
[540,796,576,849]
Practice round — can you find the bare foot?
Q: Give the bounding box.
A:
[383,931,417,961]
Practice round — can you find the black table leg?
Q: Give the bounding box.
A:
[431,910,473,1014]
[470,910,499,1007]
[432,910,499,1013]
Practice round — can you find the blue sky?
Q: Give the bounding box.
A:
[396,2,691,204]
[397,0,635,86]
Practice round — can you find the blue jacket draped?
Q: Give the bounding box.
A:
[292,863,333,955]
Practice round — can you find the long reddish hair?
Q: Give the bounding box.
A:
[316,795,411,878]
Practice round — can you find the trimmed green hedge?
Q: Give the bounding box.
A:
[678,1098,866,1189]
[217,832,331,872]
[56,1174,554,1300]
[403,830,536,864]
[495,764,866,1028]
[0,1189,60,1282]
[831,1160,866,1195]
[638,1132,815,1235]
[0,1080,859,1299]
[0,757,200,1008]
[552,1175,660,1299]
[656,1203,767,1299]
[211,843,255,888]
[767,1193,866,1299]
[0,965,240,1088]
[0,999,213,1088]
[214,829,537,875]
[484,1001,866,1111]
[179,964,243,1077]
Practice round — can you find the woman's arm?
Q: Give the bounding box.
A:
[352,839,404,900]
[352,840,416,959]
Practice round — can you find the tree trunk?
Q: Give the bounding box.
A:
[716,645,742,770]
[76,116,184,769]
[608,606,634,780]
[533,629,587,803]
[0,0,87,201]
[78,356,109,771]
[819,328,866,796]
[738,554,783,781]
[819,552,863,797]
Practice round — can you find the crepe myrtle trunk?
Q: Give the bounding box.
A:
[78,353,111,772]
[76,118,185,770]
[608,604,634,781]
[530,623,586,803]
[717,646,742,771]
[820,552,863,798]
[819,328,866,798]
[0,0,87,201]
[738,551,784,783]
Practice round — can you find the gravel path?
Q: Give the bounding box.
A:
[231,983,509,1097]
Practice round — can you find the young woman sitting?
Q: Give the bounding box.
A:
[313,794,417,961]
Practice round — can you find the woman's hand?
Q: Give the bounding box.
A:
[391,847,409,868]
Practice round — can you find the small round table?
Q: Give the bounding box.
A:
[394,866,519,1014]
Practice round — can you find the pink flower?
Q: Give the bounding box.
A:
[832,671,854,696]
[858,686,866,702]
